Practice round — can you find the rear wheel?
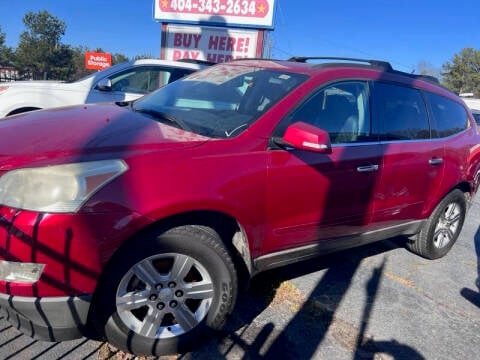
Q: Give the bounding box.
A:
[407,189,466,259]
[94,225,238,356]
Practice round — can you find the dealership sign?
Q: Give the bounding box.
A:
[154,0,275,29]
[162,24,262,62]
[85,52,112,70]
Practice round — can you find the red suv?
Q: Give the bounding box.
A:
[0,57,479,356]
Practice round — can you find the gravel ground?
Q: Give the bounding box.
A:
[1,195,479,359]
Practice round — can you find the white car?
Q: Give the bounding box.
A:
[0,59,207,117]
[460,94,480,126]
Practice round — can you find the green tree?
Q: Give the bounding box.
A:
[71,45,95,80]
[112,53,129,64]
[48,44,75,80]
[442,48,480,96]
[133,53,155,60]
[15,10,75,80]
[0,25,15,66]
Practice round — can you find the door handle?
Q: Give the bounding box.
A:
[429,158,444,166]
[357,164,379,173]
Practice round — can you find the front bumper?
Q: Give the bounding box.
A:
[0,293,91,341]
[0,205,147,297]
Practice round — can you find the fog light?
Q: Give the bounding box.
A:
[0,261,45,283]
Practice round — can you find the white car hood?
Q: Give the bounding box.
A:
[4,80,85,90]
[0,79,92,117]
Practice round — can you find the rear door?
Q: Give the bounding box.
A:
[424,91,472,202]
[371,82,445,227]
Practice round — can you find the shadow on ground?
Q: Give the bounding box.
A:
[460,225,480,308]
[185,236,425,360]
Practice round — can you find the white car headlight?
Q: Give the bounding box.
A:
[0,160,128,213]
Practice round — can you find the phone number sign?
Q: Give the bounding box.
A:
[154,0,275,29]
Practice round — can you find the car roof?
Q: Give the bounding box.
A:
[108,58,208,72]
[231,57,437,81]
[229,57,459,100]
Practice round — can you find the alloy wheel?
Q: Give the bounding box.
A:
[432,202,461,249]
[115,253,214,339]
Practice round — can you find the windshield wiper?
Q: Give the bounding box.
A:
[132,107,190,131]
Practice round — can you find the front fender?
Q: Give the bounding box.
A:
[0,88,85,117]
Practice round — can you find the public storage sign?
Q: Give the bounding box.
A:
[163,24,261,62]
[154,0,276,29]
[85,52,112,70]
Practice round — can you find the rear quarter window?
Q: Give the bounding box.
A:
[425,92,469,137]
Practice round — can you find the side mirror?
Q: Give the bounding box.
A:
[278,121,332,153]
[96,78,112,91]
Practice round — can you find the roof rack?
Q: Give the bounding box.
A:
[287,56,441,85]
[287,56,393,71]
[410,74,440,85]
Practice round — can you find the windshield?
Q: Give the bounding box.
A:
[68,61,131,83]
[131,63,308,138]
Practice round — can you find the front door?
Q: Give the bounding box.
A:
[264,81,383,253]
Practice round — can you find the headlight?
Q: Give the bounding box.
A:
[0,160,128,213]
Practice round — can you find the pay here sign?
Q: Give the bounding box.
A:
[162,24,262,63]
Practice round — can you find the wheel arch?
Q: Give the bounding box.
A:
[442,181,471,208]
[454,181,473,207]
[8,106,42,116]
[96,210,253,297]
[149,210,253,280]
[424,181,472,218]
[87,213,242,353]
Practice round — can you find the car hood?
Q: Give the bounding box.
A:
[0,103,210,170]
[3,80,78,90]
[1,80,90,97]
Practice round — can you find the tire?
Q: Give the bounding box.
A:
[93,225,238,356]
[407,189,466,259]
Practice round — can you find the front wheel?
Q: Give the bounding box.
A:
[93,225,238,356]
[407,189,467,259]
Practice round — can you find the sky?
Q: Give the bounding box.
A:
[0,0,479,73]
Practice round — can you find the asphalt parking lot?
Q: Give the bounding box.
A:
[1,195,479,359]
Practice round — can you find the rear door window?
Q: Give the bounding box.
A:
[425,92,469,137]
[372,82,430,140]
